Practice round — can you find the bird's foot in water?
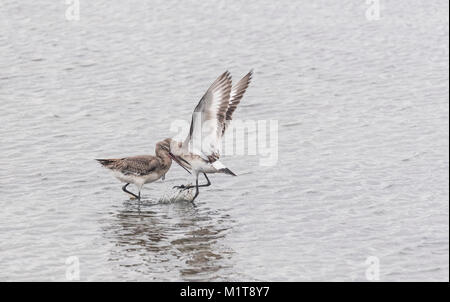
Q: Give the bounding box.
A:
[126,193,140,200]
[173,183,192,191]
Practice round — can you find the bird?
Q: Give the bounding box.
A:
[168,70,253,202]
[96,138,174,200]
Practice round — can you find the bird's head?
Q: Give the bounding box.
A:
[156,138,172,155]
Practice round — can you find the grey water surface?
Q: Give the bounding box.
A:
[0,0,448,281]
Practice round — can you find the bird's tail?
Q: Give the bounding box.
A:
[95,158,117,168]
[220,168,237,176]
[212,160,237,176]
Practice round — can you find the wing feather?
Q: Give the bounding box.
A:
[184,71,232,159]
[222,70,253,135]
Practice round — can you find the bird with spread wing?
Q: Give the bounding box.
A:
[168,70,253,202]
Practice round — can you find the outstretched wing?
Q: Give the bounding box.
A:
[222,70,253,135]
[184,71,232,161]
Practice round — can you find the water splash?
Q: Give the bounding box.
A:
[158,184,194,203]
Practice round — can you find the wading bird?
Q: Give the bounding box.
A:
[96,138,174,200]
[169,70,253,202]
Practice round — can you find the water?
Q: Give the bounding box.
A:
[0,0,448,281]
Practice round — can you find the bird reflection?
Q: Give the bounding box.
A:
[101,200,234,281]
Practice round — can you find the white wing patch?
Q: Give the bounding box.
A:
[183,70,252,163]
[185,71,232,161]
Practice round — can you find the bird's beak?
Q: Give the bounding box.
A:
[168,152,191,174]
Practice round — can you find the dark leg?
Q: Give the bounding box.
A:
[137,190,141,213]
[122,183,139,199]
[202,173,211,187]
[173,184,186,189]
[174,173,211,190]
[191,175,200,202]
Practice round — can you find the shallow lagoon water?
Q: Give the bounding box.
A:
[0,0,448,281]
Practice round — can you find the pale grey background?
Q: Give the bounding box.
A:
[0,0,448,281]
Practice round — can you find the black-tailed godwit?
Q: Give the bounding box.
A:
[169,70,253,201]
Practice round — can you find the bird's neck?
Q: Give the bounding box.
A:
[155,149,171,166]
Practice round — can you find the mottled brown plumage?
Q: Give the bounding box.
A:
[96,138,173,200]
[97,155,163,176]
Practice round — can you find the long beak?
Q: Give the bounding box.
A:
[169,152,191,174]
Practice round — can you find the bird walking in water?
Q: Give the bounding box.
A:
[96,138,174,200]
[169,70,253,202]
